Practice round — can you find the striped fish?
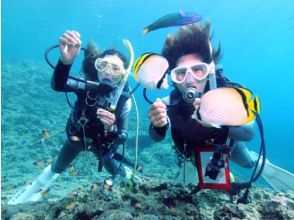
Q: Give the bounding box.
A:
[193,87,261,128]
[133,53,169,90]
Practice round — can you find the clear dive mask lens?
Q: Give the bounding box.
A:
[95,58,125,76]
[171,62,210,84]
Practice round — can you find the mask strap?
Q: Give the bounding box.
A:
[156,70,168,88]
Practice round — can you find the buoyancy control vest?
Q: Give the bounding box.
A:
[66,81,130,146]
[168,89,229,159]
[167,68,238,159]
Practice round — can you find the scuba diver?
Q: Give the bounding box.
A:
[8,30,138,205]
[148,22,255,172]
[144,22,294,198]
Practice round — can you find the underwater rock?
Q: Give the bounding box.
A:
[10,212,36,220]
[214,203,261,219]
[94,210,133,220]
[2,180,294,219]
[259,195,294,219]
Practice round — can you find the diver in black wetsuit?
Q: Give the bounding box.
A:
[8,30,136,205]
[148,23,256,181]
[147,22,294,199]
[51,30,131,177]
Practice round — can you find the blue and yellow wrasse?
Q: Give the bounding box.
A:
[192,87,261,128]
[143,11,202,35]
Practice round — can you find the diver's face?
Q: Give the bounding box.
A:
[96,55,125,84]
[174,54,208,94]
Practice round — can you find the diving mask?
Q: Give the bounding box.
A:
[171,62,210,84]
[95,57,126,77]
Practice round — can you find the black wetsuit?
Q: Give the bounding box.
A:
[149,78,229,160]
[51,60,131,176]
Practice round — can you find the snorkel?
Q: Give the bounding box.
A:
[103,39,141,183]
[208,41,217,90]
[107,39,134,111]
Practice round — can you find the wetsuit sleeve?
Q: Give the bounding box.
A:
[114,98,132,145]
[51,59,81,92]
[228,122,254,141]
[149,122,169,142]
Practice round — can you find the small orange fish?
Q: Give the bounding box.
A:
[134,202,141,209]
[169,206,176,213]
[91,183,99,190]
[104,184,111,191]
[68,164,78,176]
[71,171,78,176]
[66,202,76,210]
[42,130,50,138]
[40,189,50,196]
[33,161,43,167]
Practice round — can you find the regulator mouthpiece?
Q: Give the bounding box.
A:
[182,87,200,103]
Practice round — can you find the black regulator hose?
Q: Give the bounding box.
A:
[251,114,266,182]
[45,44,88,84]
[45,44,139,93]
[143,88,153,105]
[230,114,266,204]
[45,45,60,69]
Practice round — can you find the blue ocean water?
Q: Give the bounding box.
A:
[2,0,294,190]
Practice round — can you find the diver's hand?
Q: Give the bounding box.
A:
[148,98,168,127]
[193,98,201,111]
[59,30,82,65]
[97,108,116,131]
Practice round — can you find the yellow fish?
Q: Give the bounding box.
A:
[133,53,169,90]
[193,87,261,128]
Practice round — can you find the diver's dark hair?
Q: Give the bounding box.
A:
[161,22,221,70]
[82,42,128,81]
[82,41,100,81]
